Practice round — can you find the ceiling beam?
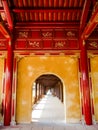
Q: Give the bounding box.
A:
[13,7,82,13]
[2,0,13,31]
[81,2,98,39]
[16,21,79,24]
[15,21,79,29]
[0,16,10,38]
[79,0,91,34]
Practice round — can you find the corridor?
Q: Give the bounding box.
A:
[32,91,65,125]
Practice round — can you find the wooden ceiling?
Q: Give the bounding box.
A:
[36,74,61,88]
[10,0,83,23]
[0,0,98,39]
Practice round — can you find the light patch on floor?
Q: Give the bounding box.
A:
[32,92,66,124]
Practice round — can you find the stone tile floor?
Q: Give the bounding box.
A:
[0,93,98,130]
[0,123,98,130]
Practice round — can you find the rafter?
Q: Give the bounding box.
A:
[79,0,91,34]
[0,16,10,38]
[2,0,13,31]
[81,2,98,39]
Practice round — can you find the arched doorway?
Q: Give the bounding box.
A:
[16,56,81,124]
[32,74,65,124]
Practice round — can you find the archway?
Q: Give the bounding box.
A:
[31,74,65,123]
[16,56,81,124]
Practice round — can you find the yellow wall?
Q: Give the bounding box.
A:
[90,56,98,121]
[16,55,81,123]
[0,58,4,122]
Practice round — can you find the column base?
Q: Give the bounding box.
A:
[92,115,96,125]
[81,115,86,125]
[10,120,16,126]
[0,122,3,126]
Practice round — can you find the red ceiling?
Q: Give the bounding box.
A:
[12,0,83,23]
[0,0,97,40]
[0,0,91,28]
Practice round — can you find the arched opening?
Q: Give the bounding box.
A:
[31,74,65,124]
[16,56,81,124]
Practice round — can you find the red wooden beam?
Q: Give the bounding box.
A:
[15,21,80,29]
[80,0,91,34]
[2,0,13,31]
[0,16,10,38]
[81,2,98,39]
[16,21,79,25]
[13,7,82,13]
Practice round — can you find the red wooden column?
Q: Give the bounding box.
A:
[4,39,13,126]
[80,39,92,125]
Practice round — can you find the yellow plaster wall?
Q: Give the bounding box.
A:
[16,55,81,123]
[0,58,4,121]
[90,56,98,121]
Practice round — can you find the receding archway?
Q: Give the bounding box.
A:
[16,56,81,124]
[31,74,65,124]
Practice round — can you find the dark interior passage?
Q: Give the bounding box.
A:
[32,74,63,104]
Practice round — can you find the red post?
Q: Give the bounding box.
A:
[4,39,13,126]
[80,39,92,125]
[2,0,13,31]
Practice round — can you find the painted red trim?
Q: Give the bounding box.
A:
[88,59,94,116]
[78,58,81,72]
[11,58,17,118]
[88,57,94,116]
[12,58,17,93]
[78,58,83,116]
[2,58,6,124]
[2,59,6,93]
[80,77,84,115]
[89,77,94,115]
[10,57,17,121]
